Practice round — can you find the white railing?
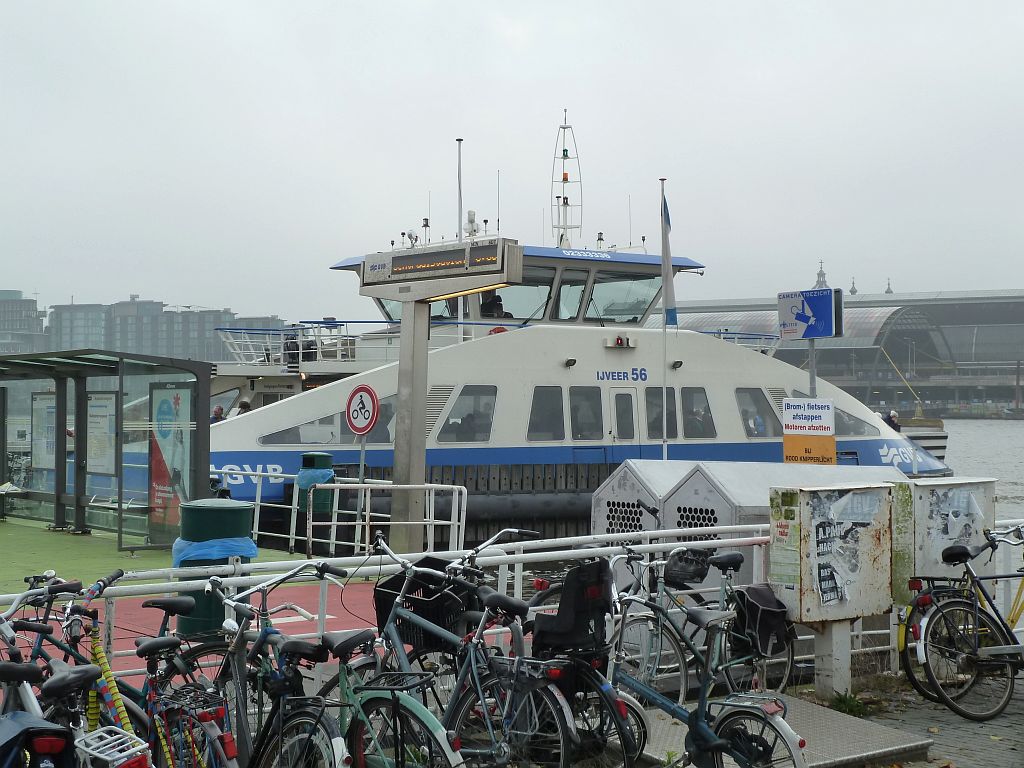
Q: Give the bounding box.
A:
[207,467,465,555]
[306,482,467,554]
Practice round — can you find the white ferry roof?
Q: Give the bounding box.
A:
[331,245,704,271]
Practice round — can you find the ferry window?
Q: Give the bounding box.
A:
[585,271,661,324]
[366,395,397,443]
[835,409,880,437]
[681,387,716,438]
[569,386,603,440]
[438,385,497,443]
[555,269,589,320]
[258,395,397,446]
[645,387,678,439]
[614,393,635,439]
[735,388,782,438]
[484,266,555,321]
[528,386,565,441]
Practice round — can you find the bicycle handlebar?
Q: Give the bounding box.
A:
[205,577,257,621]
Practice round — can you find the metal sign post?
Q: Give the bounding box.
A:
[356,237,523,554]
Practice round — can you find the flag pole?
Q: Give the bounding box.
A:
[660,178,672,461]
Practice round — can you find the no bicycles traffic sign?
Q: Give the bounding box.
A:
[345,384,379,437]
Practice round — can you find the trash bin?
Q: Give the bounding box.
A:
[297,452,334,515]
[174,498,258,638]
[297,452,336,556]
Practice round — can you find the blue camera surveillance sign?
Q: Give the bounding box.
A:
[778,288,844,340]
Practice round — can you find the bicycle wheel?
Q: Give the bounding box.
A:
[922,599,1015,721]
[348,695,458,768]
[168,641,231,691]
[712,711,804,768]
[722,622,794,694]
[447,673,569,768]
[407,647,460,715]
[565,667,634,768]
[899,604,940,703]
[249,706,342,768]
[619,692,648,760]
[616,614,688,705]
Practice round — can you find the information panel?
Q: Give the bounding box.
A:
[30,392,56,471]
[360,237,523,302]
[86,392,117,476]
[782,398,836,465]
[777,288,844,340]
[148,383,193,540]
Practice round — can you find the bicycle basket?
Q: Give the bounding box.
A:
[663,550,710,589]
[372,556,477,652]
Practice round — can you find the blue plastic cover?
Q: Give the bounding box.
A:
[297,467,335,490]
[172,537,258,568]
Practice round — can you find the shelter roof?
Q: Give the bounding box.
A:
[0,349,211,380]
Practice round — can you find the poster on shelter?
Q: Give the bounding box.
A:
[30,392,56,471]
[148,384,192,540]
[808,488,885,607]
[86,392,117,476]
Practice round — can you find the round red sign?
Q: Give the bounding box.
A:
[345,384,379,436]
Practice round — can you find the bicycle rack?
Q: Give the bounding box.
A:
[76,726,151,766]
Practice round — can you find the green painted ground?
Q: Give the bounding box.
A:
[0,517,304,595]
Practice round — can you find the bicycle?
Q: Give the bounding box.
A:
[919,524,1024,721]
[370,531,590,768]
[605,544,795,707]
[206,559,464,768]
[0,577,152,767]
[896,574,969,702]
[610,594,808,768]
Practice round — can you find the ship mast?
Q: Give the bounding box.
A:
[551,110,582,248]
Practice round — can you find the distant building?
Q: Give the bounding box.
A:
[47,302,107,350]
[0,290,46,353]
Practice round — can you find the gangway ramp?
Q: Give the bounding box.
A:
[641,694,932,767]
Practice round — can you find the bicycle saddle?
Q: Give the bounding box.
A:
[40,661,102,700]
[323,629,375,662]
[708,552,744,572]
[0,661,43,685]
[483,591,529,620]
[141,596,195,616]
[279,637,329,664]
[685,607,736,631]
[941,542,992,565]
[135,635,182,659]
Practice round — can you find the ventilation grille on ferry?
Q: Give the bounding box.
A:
[766,388,788,414]
[424,386,455,439]
[604,499,645,535]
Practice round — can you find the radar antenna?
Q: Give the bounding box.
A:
[550,109,582,248]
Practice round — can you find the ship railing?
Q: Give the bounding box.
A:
[207,467,466,555]
[215,320,527,369]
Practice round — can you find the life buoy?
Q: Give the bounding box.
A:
[488,327,508,335]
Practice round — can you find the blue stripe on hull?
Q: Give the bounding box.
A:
[212,436,945,501]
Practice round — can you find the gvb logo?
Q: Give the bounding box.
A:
[879,443,914,467]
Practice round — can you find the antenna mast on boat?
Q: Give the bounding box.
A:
[551,109,582,248]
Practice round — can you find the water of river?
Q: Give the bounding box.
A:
[942,419,1024,521]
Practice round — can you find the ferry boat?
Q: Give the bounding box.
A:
[210,244,951,521]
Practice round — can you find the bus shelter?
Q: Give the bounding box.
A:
[0,350,211,551]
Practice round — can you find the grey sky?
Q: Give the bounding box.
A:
[3,2,1023,323]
